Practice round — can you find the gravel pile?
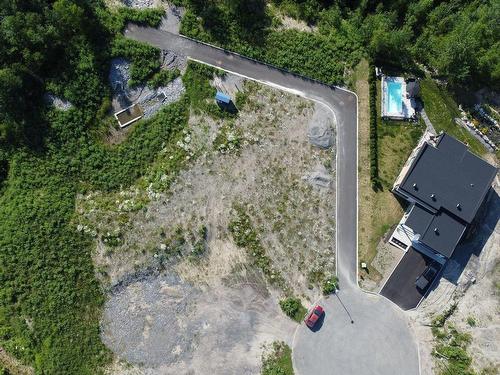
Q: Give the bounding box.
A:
[101,272,201,367]
[101,270,294,374]
[121,0,156,8]
[138,77,185,119]
[44,93,73,111]
[308,103,334,148]
[109,58,131,94]
[161,50,187,70]
[109,58,185,119]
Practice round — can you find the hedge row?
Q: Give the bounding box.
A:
[368,63,379,190]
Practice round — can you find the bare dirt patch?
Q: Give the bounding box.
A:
[410,183,500,375]
[76,76,336,373]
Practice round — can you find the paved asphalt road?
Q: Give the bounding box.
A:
[125,25,419,375]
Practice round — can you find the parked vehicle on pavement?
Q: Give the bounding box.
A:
[415,263,439,291]
[304,305,324,328]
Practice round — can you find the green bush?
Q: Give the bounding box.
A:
[261,341,294,375]
[116,7,164,29]
[111,37,161,87]
[148,68,180,89]
[322,276,339,295]
[228,205,286,289]
[368,62,379,189]
[179,4,363,86]
[279,297,307,322]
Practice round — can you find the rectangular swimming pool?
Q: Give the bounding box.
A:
[386,81,403,114]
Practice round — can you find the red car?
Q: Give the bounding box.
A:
[304,305,324,328]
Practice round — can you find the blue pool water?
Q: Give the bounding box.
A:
[386,81,402,114]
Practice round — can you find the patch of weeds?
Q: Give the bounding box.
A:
[466,316,476,327]
[235,89,250,109]
[432,325,474,375]
[307,269,325,289]
[107,7,165,32]
[101,230,123,247]
[158,226,186,259]
[479,366,499,375]
[148,68,180,89]
[322,275,339,295]
[279,297,307,323]
[111,36,161,87]
[182,61,228,118]
[432,303,458,328]
[213,121,243,154]
[189,225,208,261]
[261,341,294,375]
[431,305,477,375]
[228,204,287,290]
[142,122,197,193]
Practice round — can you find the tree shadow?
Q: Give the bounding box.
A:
[195,0,271,47]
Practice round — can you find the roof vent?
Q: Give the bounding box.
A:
[456,203,462,210]
[413,183,418,190]
[434,228,439,235]
[470,183,474,187]
[430,193,436,201]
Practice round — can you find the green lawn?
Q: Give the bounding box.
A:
[358,79,424,283]
[261,341,294,375]
[420,79,486,156]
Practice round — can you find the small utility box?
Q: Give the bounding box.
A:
[114,104,143,128]
[215,91,231,105]
[215,91,237,114]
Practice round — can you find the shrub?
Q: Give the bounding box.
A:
[279,297,307,322]
[368,62,379,189]
[466,316,476,327]
[228,204,286,289]
[111,37,161,87]
[104,7,165,32]
[322,275,339,295]
[148,68,180,89]
[261,341,294,375]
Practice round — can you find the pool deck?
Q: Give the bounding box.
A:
[381,76,416,120]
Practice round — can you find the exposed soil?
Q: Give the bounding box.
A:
[410,182,500,375]
[76,76,337,373]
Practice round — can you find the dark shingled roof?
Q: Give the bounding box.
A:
[399,134,497,224]
[405,205,433,235]
[398,133,497,258]
[419,211,467,258]
[405,205,466,258]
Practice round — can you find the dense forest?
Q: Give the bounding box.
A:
[0,0,498,374]
[180,0,499,88]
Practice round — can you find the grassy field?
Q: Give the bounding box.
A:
[420,79,486,156]
[357,62,424,283]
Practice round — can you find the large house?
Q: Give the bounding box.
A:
[389,133,497,264]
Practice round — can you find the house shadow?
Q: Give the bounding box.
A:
[442,189,500,285]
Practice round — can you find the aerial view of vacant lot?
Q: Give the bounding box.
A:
[0,1,498,375]
[78,73,336,373]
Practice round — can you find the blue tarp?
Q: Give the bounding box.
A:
[215,91,231,104]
